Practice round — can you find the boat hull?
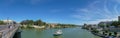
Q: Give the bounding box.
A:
[53,34,62,36]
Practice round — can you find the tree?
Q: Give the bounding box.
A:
[111,21,119,27]
[20,19,48,26]
[20,20,34,25]
[42,22,46,25]
[28,20,34,25]
[98,24,104,28]
[0,20,5,25]
[34,19,43,26]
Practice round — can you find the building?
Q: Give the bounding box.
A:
[50,23,58,28]
[98,21,113,28]
[118,16,120,21]
[47,23,58,28]
[3,20,16,25]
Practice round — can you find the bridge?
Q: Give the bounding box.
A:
[0,24,20,38]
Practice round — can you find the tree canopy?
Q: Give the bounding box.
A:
[20,20,34,25]
[0,20,5,25]
[34,19,43,26]
[111,21,119,27]
[20,19,46,26]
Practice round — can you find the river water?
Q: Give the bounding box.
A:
[20,27,101,38]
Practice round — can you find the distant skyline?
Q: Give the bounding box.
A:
[0,0,120,25]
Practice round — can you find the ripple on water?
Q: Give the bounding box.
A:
[20,28,101,38]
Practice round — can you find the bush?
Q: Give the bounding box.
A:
[92,29,99,33]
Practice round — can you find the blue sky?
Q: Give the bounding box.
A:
[0,0,120,25]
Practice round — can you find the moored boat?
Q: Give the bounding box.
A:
[53,30,62,36]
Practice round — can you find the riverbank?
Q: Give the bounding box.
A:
[82,26,120,38]
[20,24,78,29]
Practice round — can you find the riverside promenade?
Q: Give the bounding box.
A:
[0,24,20,38]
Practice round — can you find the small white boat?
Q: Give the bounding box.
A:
[53,30,62,36]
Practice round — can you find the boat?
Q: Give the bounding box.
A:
[53,30,62,36]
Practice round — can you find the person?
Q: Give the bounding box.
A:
[8,25,13,29]
[8,25,11,28]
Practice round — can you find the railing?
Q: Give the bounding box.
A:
[109,28,120,32]
[0,24,19,38]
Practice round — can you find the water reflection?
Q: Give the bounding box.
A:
[54,36,63,38]
[13,32,21,38]
[21,28,45,32]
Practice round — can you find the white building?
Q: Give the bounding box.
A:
[3,20,16,25]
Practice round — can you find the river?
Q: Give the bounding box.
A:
[19,27,101,38]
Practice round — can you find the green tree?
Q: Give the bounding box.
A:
[20,20,34,25]
[28,20,34,25]
[98,24,104,27]
[111,21,119,27]
[0,20,5,25]
[34,19,43,26]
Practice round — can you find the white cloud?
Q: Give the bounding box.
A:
[116,0,120,3]
[111,0,120,4]
[114,5,120,16]
[72,0,120,24]
[79,9,90,13]
[86,18,118,24]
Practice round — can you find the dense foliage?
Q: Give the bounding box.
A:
[20,19,79,29]
[20,19,46,26]
[111,21,120,27]
[0,20,5,25]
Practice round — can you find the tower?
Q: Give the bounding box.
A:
[118,16,120,21]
